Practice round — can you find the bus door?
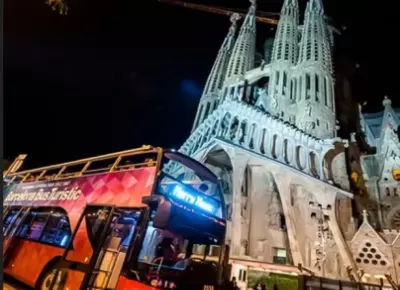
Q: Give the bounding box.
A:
[3,207,30,260]
[56,205,141,290]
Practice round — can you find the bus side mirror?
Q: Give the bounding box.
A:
[141,195,172,230]
[141,195,162,207]
[152,200,171,229]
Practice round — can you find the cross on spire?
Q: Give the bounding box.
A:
[249,0,257,13]
[362,210,368,223]
[382,96,392,107]
[229,13,241,32]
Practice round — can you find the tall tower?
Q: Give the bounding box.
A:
[191,14,240,133]
[265,0,299,122]
[263,37,274,65]
[222,0,257,98]
[295,0,335,139]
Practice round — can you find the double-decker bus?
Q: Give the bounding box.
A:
[3,145,231,290]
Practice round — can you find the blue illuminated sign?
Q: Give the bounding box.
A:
[171,185,216,214]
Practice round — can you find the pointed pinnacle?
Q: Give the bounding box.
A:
[249,0,257,12]
[230,13,241,24]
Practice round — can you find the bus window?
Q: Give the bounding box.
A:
[104,209,141,252]
[117,209,141,250]
[3,208,21,235]
[191,244,221,262]
[18,211,48,240]
[40,213,71,247]
[138,211,189,271]
[84,207,113,250]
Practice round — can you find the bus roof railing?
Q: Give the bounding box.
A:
[4,145,162,186]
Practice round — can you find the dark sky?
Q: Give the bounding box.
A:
[4,0,399,168]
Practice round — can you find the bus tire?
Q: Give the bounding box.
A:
[36,258,67,290]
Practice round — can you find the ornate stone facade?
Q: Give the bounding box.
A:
[166,0,400,287]
[359,97,400,232]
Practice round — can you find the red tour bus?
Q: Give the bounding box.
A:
[3,145,230,290]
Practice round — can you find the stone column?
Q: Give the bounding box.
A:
[323,190,360,281]
[247,165,273,258]
[229,149,249,257]
[273,173,304,266]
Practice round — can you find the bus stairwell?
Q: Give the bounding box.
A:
[86,234,122,289]
[84,208,141,290]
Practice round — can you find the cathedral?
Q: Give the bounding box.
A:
[165,0,400,287]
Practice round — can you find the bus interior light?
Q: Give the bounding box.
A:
[60,235,69,247]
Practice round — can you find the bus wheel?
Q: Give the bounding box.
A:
[37,268,67,290]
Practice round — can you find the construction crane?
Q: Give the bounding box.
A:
[45,0,69,15]
[158,0,280,26]
[158,0,341,36]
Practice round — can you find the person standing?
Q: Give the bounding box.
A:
[228,277,237,290]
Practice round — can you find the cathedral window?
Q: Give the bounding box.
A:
[277,43,282,59]
[273,248,287,264]
[306,39,312,61]
[291,79,296,100]
[213,100,218,111]
[356,242,388,267]
[386,187,390,197]
[241,166,250,197]
[298,76,302,101]
[284,43,289,60]
[282,72,287,95]
[280,213,286,231]
[324,77,329,107]
[204,102,211,121]
[194,105,204,129]
[238,269,247,282]
[234,62,240,75]
[315,75,320,102]
[314,45,319,61]
[276,71,280,85]
[305,74,311,99]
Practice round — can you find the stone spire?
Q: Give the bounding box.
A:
[222,0,257,94]
[264,0,299,121]
[191,14,240,133]
[379,96,400,153]
[270,0,299,64]
[295,0,336,139]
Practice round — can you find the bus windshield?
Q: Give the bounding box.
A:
[138,210,222,271]
[135,150,227,288]
[160,150,225,220]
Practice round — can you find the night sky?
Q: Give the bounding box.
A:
[4,0,399,168]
